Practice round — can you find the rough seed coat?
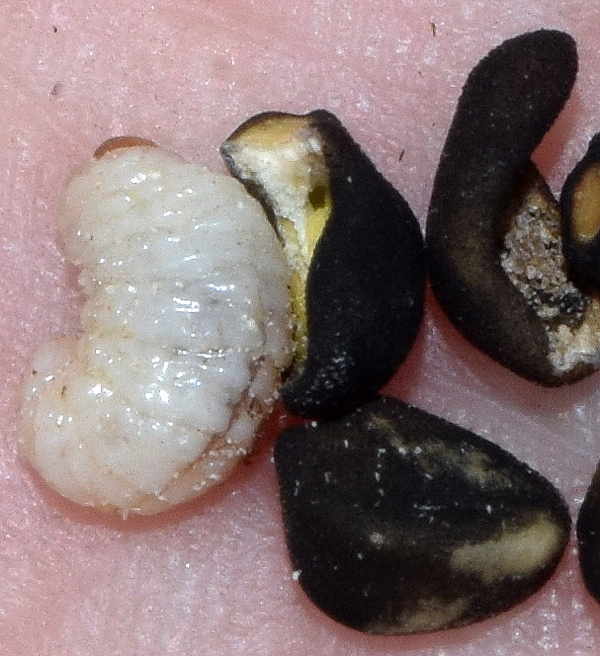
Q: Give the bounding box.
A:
[425,30,597,385]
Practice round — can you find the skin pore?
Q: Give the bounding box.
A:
[1,1,600,654]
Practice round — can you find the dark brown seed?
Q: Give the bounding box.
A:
[425,30,600,385]
[274,395,571,634]
[561,133,600,288]
[221,110,425,416]
[577,461,600,603]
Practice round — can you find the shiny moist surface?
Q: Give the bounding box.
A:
[18,146,293,515]
[2,1,600,654]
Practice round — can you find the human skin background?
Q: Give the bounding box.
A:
[1,0,600,654]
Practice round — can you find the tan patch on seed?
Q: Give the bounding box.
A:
[365,597,468,634]
[456,449,508,487]
[367,413,397,435]
[572,164,600,242]
[372,413,510,487]
[450,513,561,585]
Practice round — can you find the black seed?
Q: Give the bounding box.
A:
[577,461,600,602]
[561,133,600,288]
[425,30,600,385]
[221,110,425,416]
[577,462,600,601]
[274,395,570,634]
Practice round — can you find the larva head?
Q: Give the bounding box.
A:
[94,136,157,158]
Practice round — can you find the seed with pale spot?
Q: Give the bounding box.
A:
[274,395,570,634]
[561,133,600,288]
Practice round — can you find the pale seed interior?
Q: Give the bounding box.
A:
[223,116,332,362]
[500,178,600,375]
[572,163,600,243]
[450,512,562,585]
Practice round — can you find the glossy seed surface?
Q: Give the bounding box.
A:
[426,30,600,385]
[222,110,425,416]
[274,396,570,634]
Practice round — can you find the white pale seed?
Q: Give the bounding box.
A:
[19,145,293,516]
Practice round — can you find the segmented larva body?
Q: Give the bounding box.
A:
[19,144,293,516]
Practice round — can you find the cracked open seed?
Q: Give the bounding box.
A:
[426,29,600,385]
[221,110,425,416]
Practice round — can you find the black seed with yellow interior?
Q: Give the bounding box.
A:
[221,110,425,416]
[561,133,600,288]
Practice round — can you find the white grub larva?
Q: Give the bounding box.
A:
[18,139,293,516]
